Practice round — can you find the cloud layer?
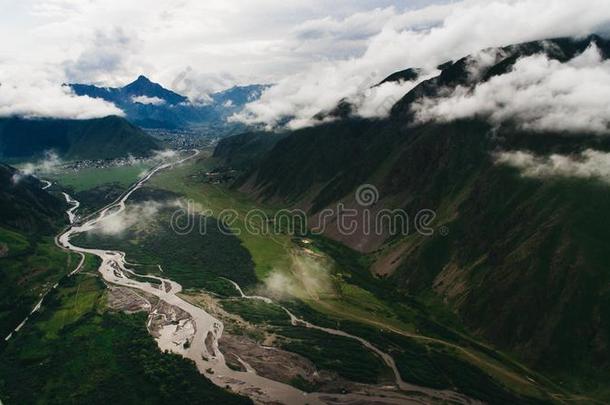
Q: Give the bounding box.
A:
[0,72,124,119]
[414,44,610,134]
[1,0,610,122]
[495,149,610,182]
[236,0,610,129]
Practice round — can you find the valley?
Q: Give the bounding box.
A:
[56,151,475,403]
[0,148,569,404]
[2,5,610,403]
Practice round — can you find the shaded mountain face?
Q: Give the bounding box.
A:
[0,116,160,160]
[69,76,268,131]
[0,163,65,233]
[122,75,188,105]
[376,67,420,86]
[212,131,287,170]
[0,163,69,341]
[215,35,610,393]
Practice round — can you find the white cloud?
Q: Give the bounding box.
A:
[131,95,166,105]
[1,0,609,121]
[0,0,414,94]
[92,201,163,235]
[20,150,62,175]
[414,44,610,134]
[0,82,124,119]
[0,63,124,119]
[235,0,610,129]
[495,149,610,182]
[262,254,334,299]
[351,71,436,119]
[11,150,63,184]
[151,149,178,160]
[63,27,140,84]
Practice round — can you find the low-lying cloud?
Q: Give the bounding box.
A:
[495,149,610,182]
[12,150,63,184]
[20,150,63,175]
[352,72,436,119]
[151,149,179,160]
[132,95,166,105]
[414,44,610,134]
[0,65,124,119]
[262,253,334,300]
[92,200,180,236]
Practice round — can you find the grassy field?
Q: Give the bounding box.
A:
[48,163,153,192]
[150,157,293,280]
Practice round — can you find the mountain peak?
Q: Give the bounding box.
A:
[134,75,152,83]
[121,75,188,105]
[127,75,154,87]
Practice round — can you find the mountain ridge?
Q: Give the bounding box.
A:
[0,115,160,160]
[69,76,269,131]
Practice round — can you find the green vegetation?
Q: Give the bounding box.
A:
[339,320,548,403]
[72,189,257,293]
[0,116,159,161]
[0,274,251,404]
[213,131,287,170]
[277,326,390,384]
[219,297,391,385]
[206,37,610,402]
[147,152,565,402]
[49,163,153,192]
[0,163,66,233]
[219,299,291,326]
[150,158,293,280]
[0,229,78,339]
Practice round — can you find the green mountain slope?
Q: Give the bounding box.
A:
[0,115,160,160]
[0,163,71,339]
[0,163,66,232]
[213,131,287,170]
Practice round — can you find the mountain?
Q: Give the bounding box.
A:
[122,75,188,105]
[215,35,610,398]
[376,67,420,85]
[212,131,287,170]
[0,163,66,233]
[210,84,269,108]
[0,115,160,160]
[70,75,188,106]
[0,162,69,339]
[69,76,268,132]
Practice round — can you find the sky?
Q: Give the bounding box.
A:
[1,0,609,126]
[0,0,447,90]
